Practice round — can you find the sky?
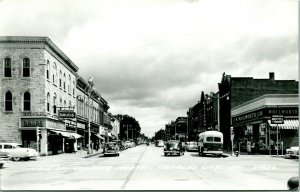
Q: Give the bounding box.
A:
[0,0,298,137]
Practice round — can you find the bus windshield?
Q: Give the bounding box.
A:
[206,137,221,142]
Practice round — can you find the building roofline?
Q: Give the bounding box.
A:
[0,36,79,72]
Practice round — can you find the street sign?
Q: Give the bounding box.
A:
[58,110,76,119]
[271,115,284,124]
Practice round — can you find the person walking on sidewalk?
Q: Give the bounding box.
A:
[247,140,252,155]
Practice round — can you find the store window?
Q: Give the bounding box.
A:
[4,57,12,77]
[23,58,30,77]
[5,91,13,111]
[23,92,31,111]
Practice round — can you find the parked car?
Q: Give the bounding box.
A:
[125,141,132,149]
[286,146,299,158]
[164,140,185,156]
[111,140,125,151]
[0,143,38,161]
[185,142,198,152]
[103,142,120,156]
[156,140,164,147]
[0,151,12,168]
[287,176,299,190]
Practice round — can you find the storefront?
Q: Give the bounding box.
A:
[231,94,298,154]
[20,117,83,156]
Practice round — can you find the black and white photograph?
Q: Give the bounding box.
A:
[0,0,299,190]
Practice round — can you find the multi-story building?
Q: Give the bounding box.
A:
[218,72,298,149]
[0,36,79,155]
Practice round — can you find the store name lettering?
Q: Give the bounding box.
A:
[23,120,44,127]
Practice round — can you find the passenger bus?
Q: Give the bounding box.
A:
[198,131,223,157]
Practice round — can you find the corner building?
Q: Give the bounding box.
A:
[0,36,79,155]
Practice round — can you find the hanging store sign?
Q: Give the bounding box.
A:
[58,110,76,119]
[271,115,284,124]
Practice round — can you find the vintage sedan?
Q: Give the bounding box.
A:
[185,142,198,152]
[103,142,120,156]
[164,140,185,156]
[286,146,299,158]
[0,143,38,161]
[0,151,12,168]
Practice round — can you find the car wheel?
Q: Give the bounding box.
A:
[0,163,3,168]
[164,153,167,156]
[13,157,21,161]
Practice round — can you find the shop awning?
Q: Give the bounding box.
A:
[94,133,105,140]
[49,130,84,139]
[267,119,299,130]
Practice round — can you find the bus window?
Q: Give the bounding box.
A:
[206,137,213,142]
[214,137,221,142]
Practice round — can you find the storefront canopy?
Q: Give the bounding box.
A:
[267,119,299,130]
[49,130,84,139]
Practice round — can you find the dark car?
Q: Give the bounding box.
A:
[164,140,185,156]
[103,142,120,156]
[111,140,125,151]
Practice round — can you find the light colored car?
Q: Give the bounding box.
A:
[286,146,299,158]
[157,140,164,147]
[0,143,38,161]
[103,142,120,156]
[125,141,132,149]
[185,142,198,151]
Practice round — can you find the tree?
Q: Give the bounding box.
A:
[119,114,141,141]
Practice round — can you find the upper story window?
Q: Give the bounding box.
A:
[60,98,62,108]
[53,63,57,84]
[23,92,31,111]
[53,93,57,114]
[73,80,75,96]
[5,91,13,111]
[63,73,66,90]
[68,75,71,93]
[59,70,62,88]
[47,92,50,112]
[64,100,66,107]
[4,58,12,77]
[23,58,30,77]
[46,60,50,80]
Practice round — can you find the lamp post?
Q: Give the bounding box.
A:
[87,77,94,154]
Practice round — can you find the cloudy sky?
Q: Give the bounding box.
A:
[0,0,298,137]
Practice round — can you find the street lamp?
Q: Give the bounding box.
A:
[87,77,94,154]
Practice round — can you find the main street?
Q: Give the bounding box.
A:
[1,144,298,190]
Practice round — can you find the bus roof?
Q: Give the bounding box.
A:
[198,131,223,137]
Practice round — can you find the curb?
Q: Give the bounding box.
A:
[82,150,104,158]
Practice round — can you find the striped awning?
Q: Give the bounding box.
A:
[267,119,299,130]
[49,130,84,139]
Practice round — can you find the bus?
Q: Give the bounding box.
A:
[198,131,223,157]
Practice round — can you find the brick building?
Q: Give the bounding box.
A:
[218,72,298,149]
[0,36,79,155]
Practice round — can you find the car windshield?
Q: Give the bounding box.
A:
[106,143,117,148]
[188,142,197,145]
[166,142,178,148]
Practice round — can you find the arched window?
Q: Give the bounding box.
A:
[63,73,66,90]
[53,93,57,114]
[5,91,12,111]
[60,98,62,108]
[23,58,30,77]
[24,92,31,111]
[64,100,66,107]
[69,100,72,108]
[46,60,50,79]
[47,92,50,112]
[53,63,57,84]
[73,80,75,96]
[68,75,71,93]
[4,57,12,77]
[59,70,62,88]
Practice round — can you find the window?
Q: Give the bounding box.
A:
[63,73,66,90]
[4,145,12,149]
[68,75,71,93]
[60,98,62,108]
[46,60,50,79]
[59,70,62,87]
[23,58,30,77]
[206,137,213,142]
[64,100,66,107]
[69,100,71,108]
[5,91,12,111]
[53,63,57,84]
[24,92,31,111]
[73,81,75,96]
[4,57,12,77]
[53,93,57,114]
[47,93,50,112]
[214,137,221,142]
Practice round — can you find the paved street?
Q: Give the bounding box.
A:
[1,144,298,190]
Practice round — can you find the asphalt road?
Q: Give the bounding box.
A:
[1,144,298,190]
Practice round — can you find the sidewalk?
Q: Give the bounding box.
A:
[222,150,286,158]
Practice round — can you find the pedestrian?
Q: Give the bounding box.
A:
[251,140,255,154]
[270,139,275,154]
[247,140,252,155]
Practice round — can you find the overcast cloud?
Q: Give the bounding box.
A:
[0,0,298,137]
